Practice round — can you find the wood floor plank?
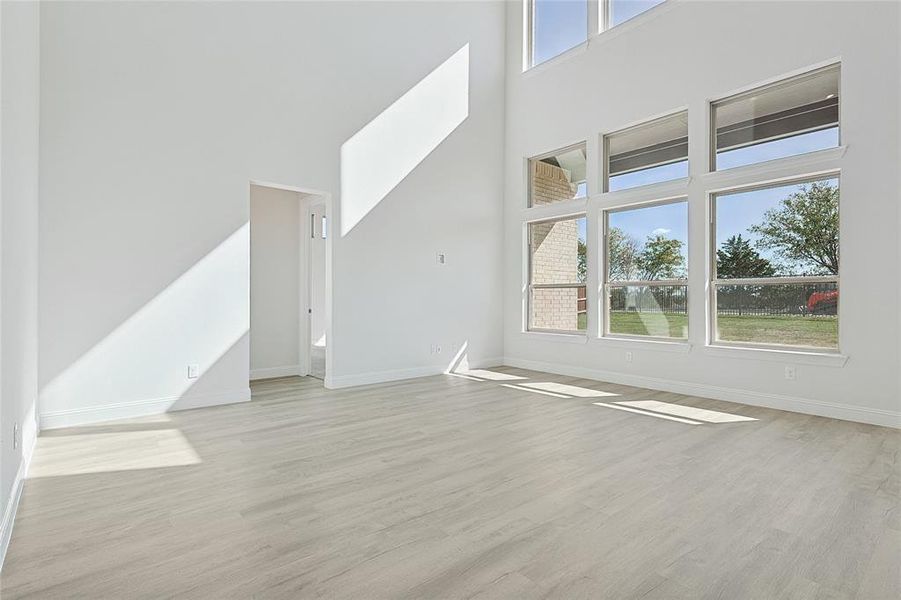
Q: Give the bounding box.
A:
[2,368,898,599]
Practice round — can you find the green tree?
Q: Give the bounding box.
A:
[638,234,684,280]
[750,181,839,275]
[607,227,639,280]
[716,234,776,278]
[577,239,587,283]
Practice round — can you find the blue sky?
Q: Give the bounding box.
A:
[533,1,666,65]
[716,176,839,274]
[608,201,688,260]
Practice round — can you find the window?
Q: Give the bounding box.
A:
[529,144,587,207]
[712,65,840,170]
[530,0,588,67]
[712,176,839,350]
[528,215,587,332]
[604,200,688,339]
[607,0,666,28]
[604,111,688,192]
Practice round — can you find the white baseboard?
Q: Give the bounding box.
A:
[250,365,302,380]
[326,357,504,390]
[503,356,901,429]
[39,387,252,430]
[0,430,35,573]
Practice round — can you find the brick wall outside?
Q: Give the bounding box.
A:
[529,161,580,330]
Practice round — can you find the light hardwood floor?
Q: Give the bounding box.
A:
[3,368,899,599]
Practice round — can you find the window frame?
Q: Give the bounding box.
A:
[526,213,589,335]
[525,1,669,70]
[709,63,842,172]
[601,196,689,342]
[602,110,689,193]
[527,141,589,208]
[707,172,841,353]
[526,0,591,69]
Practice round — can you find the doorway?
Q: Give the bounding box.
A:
[249,181,331,384]
[308,199,327,379]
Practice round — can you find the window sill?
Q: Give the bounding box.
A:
[522,41,588,78]
[703,344,848,367]
[701,146,847,190]
[521,331,589,344]
[592,178,691,210]
[592,336,692,353]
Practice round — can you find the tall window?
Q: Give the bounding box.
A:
[529,216,588,332]
[529,144,587,206]
[527,1,668,68]
[712,64,840,170]
[529,0,588,67]
[604,199,688,339]
[604,111,688,192]
[712,176,839,350]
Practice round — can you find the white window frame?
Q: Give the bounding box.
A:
[709,63,841,172]
[524,0,670,70]
[602,110,689,193]
[601,196,689,342]
[708,173,841,353]
[528,141,589,208]
[526,213,589,335]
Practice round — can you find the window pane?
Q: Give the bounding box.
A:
[532,0,588,66]
[606,112,688,191]
[715,177,839,278]
[607,201,687,281]
[609,0,666,28]
[715,282,838,349]
[530,145,587,206]
[531,287,587,331]
[529,216,586,331]
[608,285,687,338]
[530,217,587,284]
[713,65,839,170]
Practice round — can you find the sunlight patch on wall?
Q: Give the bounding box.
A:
[39,224,250,417]
[340,44,470,236]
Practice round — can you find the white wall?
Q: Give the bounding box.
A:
[250,184,301,379]
[0,0,40,562]
[39,1,506,425]
[503,0,900,426]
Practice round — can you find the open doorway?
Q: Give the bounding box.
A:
[249,181,331,383]
[308,199,327,379]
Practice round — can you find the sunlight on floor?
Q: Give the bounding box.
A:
[28,428,201,478]
[616,400,757,423]
[520,382,618,397]
[501,383,570,398]
[593,402,703,425]
[456,369,526,381]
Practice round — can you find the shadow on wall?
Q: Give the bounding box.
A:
[39,224,251,427]
[339,44,470,237]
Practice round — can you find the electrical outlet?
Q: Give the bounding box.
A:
[188,364,199,379]
[13,423,18,450]
[435,344,442,354]
[784,365,796,381]
[436,252,446,265]
[625,351,633,363]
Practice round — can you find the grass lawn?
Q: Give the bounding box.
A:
[604,311,838,348]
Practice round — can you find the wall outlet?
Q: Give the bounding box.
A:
[13,423,18,450]
[435,344,442,354]
[188,364,199,379]
[784,365,796,381]
[436,252,446,265]
[625,351,633,363]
